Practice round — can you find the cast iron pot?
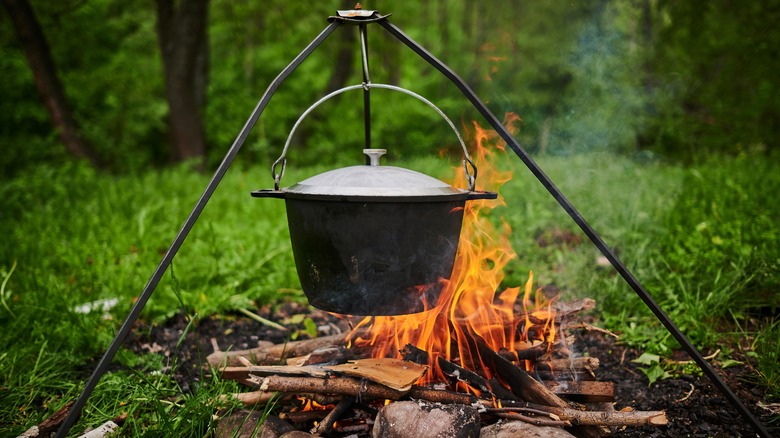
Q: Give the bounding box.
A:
[252,149,496,316]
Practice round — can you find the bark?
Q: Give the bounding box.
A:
[1,0,101,166]
[206,330,366,368]
[155,0,209,165]
[259,375,477,405]
[488,406,668,427]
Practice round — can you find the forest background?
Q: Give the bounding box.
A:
[3,0,778,173]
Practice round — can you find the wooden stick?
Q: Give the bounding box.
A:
[492,411,571,428]
[476,340,604,438]
[220,390,288,407]
[543,381,615,403]
[400,344,492,395]
[536,357,600,372]
[488,406,668,427]
[207,330,364,368]
[512,298,597,326]
[312,397,353,435]
[221,365,329,380]
[258,375,477,405]
[281,410,330,423]
[476,340,570,408]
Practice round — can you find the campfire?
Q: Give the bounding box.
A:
[207,118,668,437]
[56,8,767,438]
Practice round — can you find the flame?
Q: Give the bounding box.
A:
[348,114,557,391]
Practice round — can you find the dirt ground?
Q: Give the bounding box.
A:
[124,303,778,437]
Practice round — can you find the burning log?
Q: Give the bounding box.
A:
[476,339,570,408]
[400,343,493,396]
[311,397,353,435]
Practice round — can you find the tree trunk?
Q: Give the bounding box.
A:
[324,2,356,94]
[1,0,101,167]
[155,0,209,165]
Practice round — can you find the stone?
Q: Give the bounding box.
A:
[216,411,294,438]
[279,432,317,438]
[479,420,577,438]
[373,400,480,438]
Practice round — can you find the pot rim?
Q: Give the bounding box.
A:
[250,188,497,202]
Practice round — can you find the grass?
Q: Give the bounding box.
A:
[0,150,778,435]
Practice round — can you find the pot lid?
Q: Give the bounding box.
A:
[284,149,465,200]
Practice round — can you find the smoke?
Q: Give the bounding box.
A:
[552,3,646,156]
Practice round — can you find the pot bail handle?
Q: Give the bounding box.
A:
[272,83,477,192]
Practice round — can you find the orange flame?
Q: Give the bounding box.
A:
[348,113,556,391]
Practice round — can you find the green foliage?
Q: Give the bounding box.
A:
[751,319,780,401]
[5,0,776,174]
[645,1,780,159]
[632,352,672,386]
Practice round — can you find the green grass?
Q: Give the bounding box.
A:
[1,151,778,435]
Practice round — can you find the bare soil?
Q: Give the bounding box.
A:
[122,303,778,437]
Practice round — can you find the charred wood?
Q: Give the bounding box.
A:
[311,397,353,435]
[400,343,492,395]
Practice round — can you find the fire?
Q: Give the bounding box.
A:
[348,114,558,391]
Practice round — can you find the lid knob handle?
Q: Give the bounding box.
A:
[363,148,386,166]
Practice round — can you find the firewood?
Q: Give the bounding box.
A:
[221,365,330,380]
[207,330,366,368]
[536,357,600,373]
[281,409,330,423]
[476,340,570,408]
[258,375,477,405]
[513,298,597,326]
[286,344,371,367]
[475,340,604,438]
[543,381,615,403]
[326,358,428,391]
[488,377,520,401]
[311,397,353,435]
[487,405,667,427]
[501,342,549,361]
[498,335,577,363]
[400,344,492,395]
[221,358,428,392]
[492,411,572,427]
[221,389,287,407]
[304,346,356,365]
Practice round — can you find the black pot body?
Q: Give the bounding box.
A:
[284,198,465,315]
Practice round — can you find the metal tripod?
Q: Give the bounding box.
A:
[57,10,770,438]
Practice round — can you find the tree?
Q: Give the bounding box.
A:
[155,0,210,164]
[1,0,101,167]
